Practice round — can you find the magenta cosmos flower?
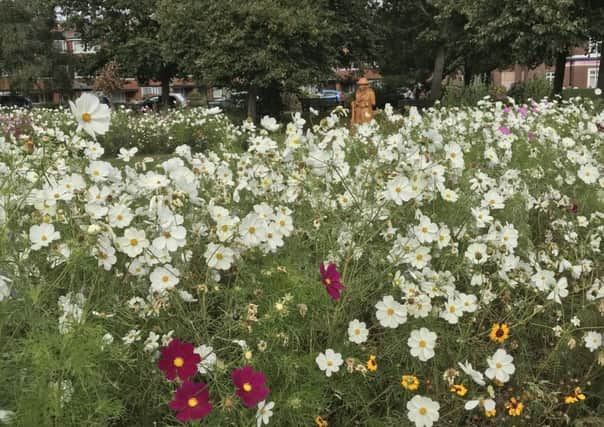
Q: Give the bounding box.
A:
[231,365,270,408]
[498,126,511,135]
[320,262,344,300]
[158,339,201,381]
[169,381,213,422]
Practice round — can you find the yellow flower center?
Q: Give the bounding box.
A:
[116,214,124,221]
[354,329,361,336]
[161,275,170,283]
[419,407,427,415]
[129,239,138,246]
[216,252,224,260]
[325,278,332,285]
[82,112,92,122]
[187,397,198,407]
[386,308,394,316]
[418,340,427,348]
[41,235,48,241]
[173,357,184,368]
[243,382,252,392]
[248,226,256,234]
[496,362,502,369]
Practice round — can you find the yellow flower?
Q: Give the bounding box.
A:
[401,375,420,391]
[505,397,524,416]
[564,387,586,404]
[489,323,510,343]
[485,408,497,417]
[366,354,378,372]
[450,384,468,396]
[314,415,328,426]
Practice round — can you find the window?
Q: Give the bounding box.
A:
[212,87,224,99]
[588,68,599,88]
[53,40,66,52]
[545,71,555,84]
[141,86,162,97]
[71,39,96,54]
[588,38,601,56]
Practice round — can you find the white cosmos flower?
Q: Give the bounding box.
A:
[116,227,149,258]
[149,265,180,293]
[315,348,343,377]
[583,331,602,352]
[0,274,11,301]
[194,344,217,374]
[458,361,486,386]
[464,398,495,412]
[485,349,515,383]
[577,164,600,184]
[347,319,369,344]
[204,242,235,270]
[260,115,281,132]
[255,400,275,427]
[465,242,488,265]
[118,147,138,162]
[406,395,440,427]
[29,223,61,250]
[69,92,111,138]
[375,295,407,328]
[408,328,437,362]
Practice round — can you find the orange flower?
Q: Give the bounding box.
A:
[366,354,378,372]
[450,384,468,396]
[505,397,524,416]
[401,375,420,391]
[489,323,510,343]
[564,387,586,404]
[314,415,328,426]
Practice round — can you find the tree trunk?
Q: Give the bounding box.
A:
[552,50,567,96]
[160,74,171,109]
[597,47,604,92]
[247,86,258,122]
[430,47,445,103]
[464,60,474,87]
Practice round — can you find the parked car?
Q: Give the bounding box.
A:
[93,92,112,108]
[0,95,33,109]
[300,89,345,113]
[318,89,345,102]
[136,93,188,111]
[207,91,247,109]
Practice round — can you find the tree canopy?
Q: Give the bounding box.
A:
[0,0,72,98]
[156,0,354,119]
[61,0,180,104]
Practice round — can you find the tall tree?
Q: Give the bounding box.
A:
[455,0,588,95]
[61,0,179,106]
[0,0,72,100]
[156,0,343,120]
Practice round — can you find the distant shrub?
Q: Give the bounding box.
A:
[507,77,552,103]
[441,77,490,107]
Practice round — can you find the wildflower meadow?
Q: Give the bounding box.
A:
[0,94,603,426]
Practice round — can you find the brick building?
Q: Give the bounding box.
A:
[492,40,601,90]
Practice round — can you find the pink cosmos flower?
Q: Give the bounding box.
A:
[319,262,344,300]
[498,126,511,135]
[169,381,213,422]
[158,339,201,381]
[232,365,270,408]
